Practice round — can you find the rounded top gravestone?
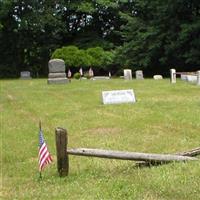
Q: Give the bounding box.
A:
[153,75,163,80]
[48,59,65,73]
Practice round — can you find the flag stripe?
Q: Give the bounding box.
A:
[38,129,52,172]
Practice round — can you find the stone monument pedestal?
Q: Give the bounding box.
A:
[48,78,68,84]
[47,59,69,84]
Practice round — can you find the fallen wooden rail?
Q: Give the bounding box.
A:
[136,147,200,167]
[55,127,198,177]
[67,148,197,162]
[176,147,200,157]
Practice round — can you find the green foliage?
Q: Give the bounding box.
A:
[83,72,90,79]
[77,2,95,13]
[52,46,92,68]
[52,45,114,70]
[86,47,104,67]
[73,31,114,50]
[87,47,114,69]
[0,0,199,77]
[73,72,81,79]
[116,0,200,73]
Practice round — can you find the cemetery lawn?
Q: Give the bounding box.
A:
[1,78,200,200]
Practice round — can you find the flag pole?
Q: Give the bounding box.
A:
[39,120,41,131]
[39,120,42,179]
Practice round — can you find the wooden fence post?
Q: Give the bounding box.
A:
[55,127,69,177]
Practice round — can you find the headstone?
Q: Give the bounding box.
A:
[170,69,176,83]
[153,75,163,80]
[135,70,144,79]
[48,59,65,73]
[47,59,68,84]
[123,69,132,80]
[186,75,197,83]
[102,89,136,105]
[197,71,200,86]
[181,74,187,81]
[20,71,31,79]
[91,76,110,80]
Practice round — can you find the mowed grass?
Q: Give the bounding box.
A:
[1,78,200,200]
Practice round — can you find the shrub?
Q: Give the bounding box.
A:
[51,45,115,71]
[84,72,90,79]
[73,72,81,79]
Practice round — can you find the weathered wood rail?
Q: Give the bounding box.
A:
[67,148,197,162]
[136,147,200,167]
[55,127,199,177]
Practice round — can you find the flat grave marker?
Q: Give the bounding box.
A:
[102,89,136,105]
[91,76,110,80]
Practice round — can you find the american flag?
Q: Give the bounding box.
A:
[89,68,94,77]
[38,129,53,172]
[79,67,83,76]
[68,69,72,78]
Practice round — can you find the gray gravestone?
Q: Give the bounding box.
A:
[135,70,144,79]
[123,69,132,80]
[102,89,136,105]
[48,59,65,73]
[47,59,68,84]
[20,71,31,79]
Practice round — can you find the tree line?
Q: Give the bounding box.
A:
[0,0,199,78]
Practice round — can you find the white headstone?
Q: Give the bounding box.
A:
[102,89,136,105]
[135,70,144,79]
[197,71,200,86]
[123,69,132,80]
[181,74,187,81]
[153,75,163,80]
[186,75,197,82]
[170,69,176,83]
